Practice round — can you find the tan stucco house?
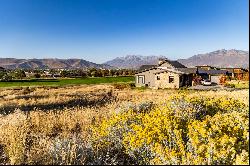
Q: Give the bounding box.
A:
[135,59,195,89]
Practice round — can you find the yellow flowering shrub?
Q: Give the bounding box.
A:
[91,110,140,164]
[188,111,249,165]
[92,95,249,165]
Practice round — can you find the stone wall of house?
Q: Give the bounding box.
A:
[155,71,181,89]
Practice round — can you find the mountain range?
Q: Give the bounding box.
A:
[0,58,112,70]
[0,49,248,69]
[104,49,249,69]
[104,55,167,69]
[177,49,249,68]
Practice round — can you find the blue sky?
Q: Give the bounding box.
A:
[0,0,248,63]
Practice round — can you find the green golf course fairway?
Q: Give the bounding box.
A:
[0,76,134,88]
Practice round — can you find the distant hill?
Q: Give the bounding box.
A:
[177,49,249,68]
[103,49,249,69]
[103,55,166,69]
[0,58,113,69]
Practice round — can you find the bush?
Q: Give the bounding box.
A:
[128,83,135,88]
[92,95,249,165]
[112,83,130,90]
[192,76,202,85]
[224,83,235,88]
[34,73,41,78]
[22,87,33,95]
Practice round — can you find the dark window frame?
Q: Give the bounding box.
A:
[169,76,174,83]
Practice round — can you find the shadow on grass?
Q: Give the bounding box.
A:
[0,91,116,115]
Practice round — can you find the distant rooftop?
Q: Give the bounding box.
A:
[196,65,212,67]
[198,69,232,75]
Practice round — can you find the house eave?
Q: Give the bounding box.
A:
[135,67,157,74]
[154,68,185,75]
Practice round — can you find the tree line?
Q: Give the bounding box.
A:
[0,68,136,81]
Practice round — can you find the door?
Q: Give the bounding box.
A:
[137,75,145,84]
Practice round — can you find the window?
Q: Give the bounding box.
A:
[157,76,160,80]
[169,76,174,83]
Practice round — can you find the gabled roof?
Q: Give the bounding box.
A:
[138,65,157,71]
[135,58,186,74]
[159,59,187,68]
[135,67,158,74]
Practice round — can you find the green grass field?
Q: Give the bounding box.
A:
[0,76,135,88]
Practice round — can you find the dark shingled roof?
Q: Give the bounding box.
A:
[135,59,187,74]
[177,68,197,74]
[138,65,157,71]
[196,65,213,67]
[220,68,234,72]
[159,59,187,68]
[135,67,158,74]
[198,69,232,75]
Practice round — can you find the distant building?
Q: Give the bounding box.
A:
[24,71,35,78]
[220,67,248,79]
[198,69,232,84]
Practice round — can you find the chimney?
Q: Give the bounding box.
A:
[196,67,199,74]
[158,58,165,65]
[158,60,164,65]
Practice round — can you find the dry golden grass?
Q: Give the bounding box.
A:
[0,85,248,164]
